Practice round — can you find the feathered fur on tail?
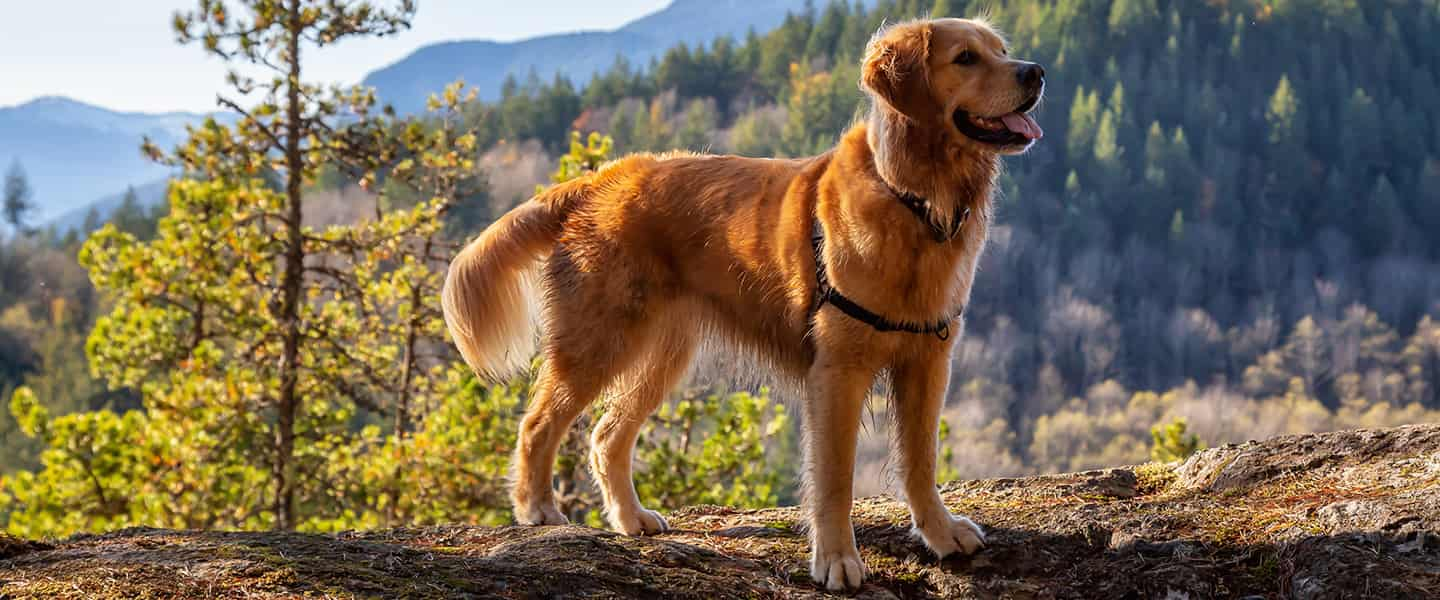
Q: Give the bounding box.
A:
[441,179,587,381]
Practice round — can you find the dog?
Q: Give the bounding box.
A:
[442,17,1044,591]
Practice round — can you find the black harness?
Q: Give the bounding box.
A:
[810,183,971,340]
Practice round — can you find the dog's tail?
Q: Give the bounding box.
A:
[442,178,587,381]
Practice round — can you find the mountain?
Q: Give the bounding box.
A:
[0,97,199,224]
[8,1,812,223]
[362,0,815,112]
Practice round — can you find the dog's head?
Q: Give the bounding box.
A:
[862,18,1045,155]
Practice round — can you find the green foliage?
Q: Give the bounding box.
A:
[780,61,862,157]
[729,106,786,157]
[634,389,791,510]
[937,418,959,484]
[9,0,1440,540]
[1107,0,1159,35]
[549,131,613,187]
[1149,418,1202,463]
[1,388,158,537]
[1266,75,1302,147]
[1066,87,1100,164]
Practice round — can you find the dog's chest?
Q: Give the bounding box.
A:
[834,214,988,318]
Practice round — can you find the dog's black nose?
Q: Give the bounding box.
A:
[1017,62,1045,88]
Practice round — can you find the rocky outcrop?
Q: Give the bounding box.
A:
[3,425,1438,599]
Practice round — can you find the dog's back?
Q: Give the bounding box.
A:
[446,150,828,384]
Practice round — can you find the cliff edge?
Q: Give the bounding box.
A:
[3,424,1438,599]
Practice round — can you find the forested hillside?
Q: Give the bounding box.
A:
[3,0,1440,538]
[442,0,1440,476]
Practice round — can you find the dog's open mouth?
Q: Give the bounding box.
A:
[953,95,1043,146]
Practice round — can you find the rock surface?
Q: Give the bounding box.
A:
[2,424,1439,599]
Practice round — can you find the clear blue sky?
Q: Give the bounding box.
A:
[0,0,670,114]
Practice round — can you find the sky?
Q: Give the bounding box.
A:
[0,0,670,114]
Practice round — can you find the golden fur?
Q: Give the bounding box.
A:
[442,18,1044,590]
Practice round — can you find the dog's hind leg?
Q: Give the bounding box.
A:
[510,252,657,526]
[589,322,696,535]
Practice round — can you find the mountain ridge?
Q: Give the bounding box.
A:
[6,0,817,225]
[0,97,199,224]
[362,0,815,112]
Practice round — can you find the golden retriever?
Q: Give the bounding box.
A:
[442,17,1044,591]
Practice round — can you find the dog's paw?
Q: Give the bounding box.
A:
[811,545,867,591]
[515,503,569,526]
[612,507,669,536]
[914,513,985,558]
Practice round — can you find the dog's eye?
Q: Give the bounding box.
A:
[954,49,977,66]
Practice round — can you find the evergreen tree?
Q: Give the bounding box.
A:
[1108,0,1159,36]
[1143,121,1168,188]
[675,98,719,151]
[1266,75,1303,147]
[1092,109,1126,187]
[109,187,157,240]
[108,0,418,531]
[1066,87,1100,164]
[3,161,34,233]
[803,0,847,62]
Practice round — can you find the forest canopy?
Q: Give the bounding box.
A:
[3,0,1440,537]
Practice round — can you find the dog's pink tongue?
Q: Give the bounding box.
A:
[1001,112,1043,140]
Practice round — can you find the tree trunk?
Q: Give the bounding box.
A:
[272,0,305,532]
[394,233,435,439]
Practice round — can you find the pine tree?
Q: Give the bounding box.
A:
[1360,175,1403,255]
[1340,88,1380,170]
[3,160,33,233]
[1066,87,1100,163]
[1266,75,1303,147]
[803,0,847,62]
[1143,121,1168,188]
[97,0,419,531]
[675,98,719,151]
[1108,0,1158,36]
[1092,109,1127,186]
[109,187,155,240]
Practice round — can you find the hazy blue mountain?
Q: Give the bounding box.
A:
[11,1,820,224]
[363,0,814,112]
[48,179,170,235]
[0,97,197,223]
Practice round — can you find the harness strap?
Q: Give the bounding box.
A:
[810,221,964,340]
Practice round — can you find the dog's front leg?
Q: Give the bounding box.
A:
[803,354,874,591]
[892,352,985,558]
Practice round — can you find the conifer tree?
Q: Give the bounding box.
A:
[93,0,423,531]
[3,161,33,234]
[1066,87,1099,164]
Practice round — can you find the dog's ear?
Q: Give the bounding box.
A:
[861,22,935,119]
